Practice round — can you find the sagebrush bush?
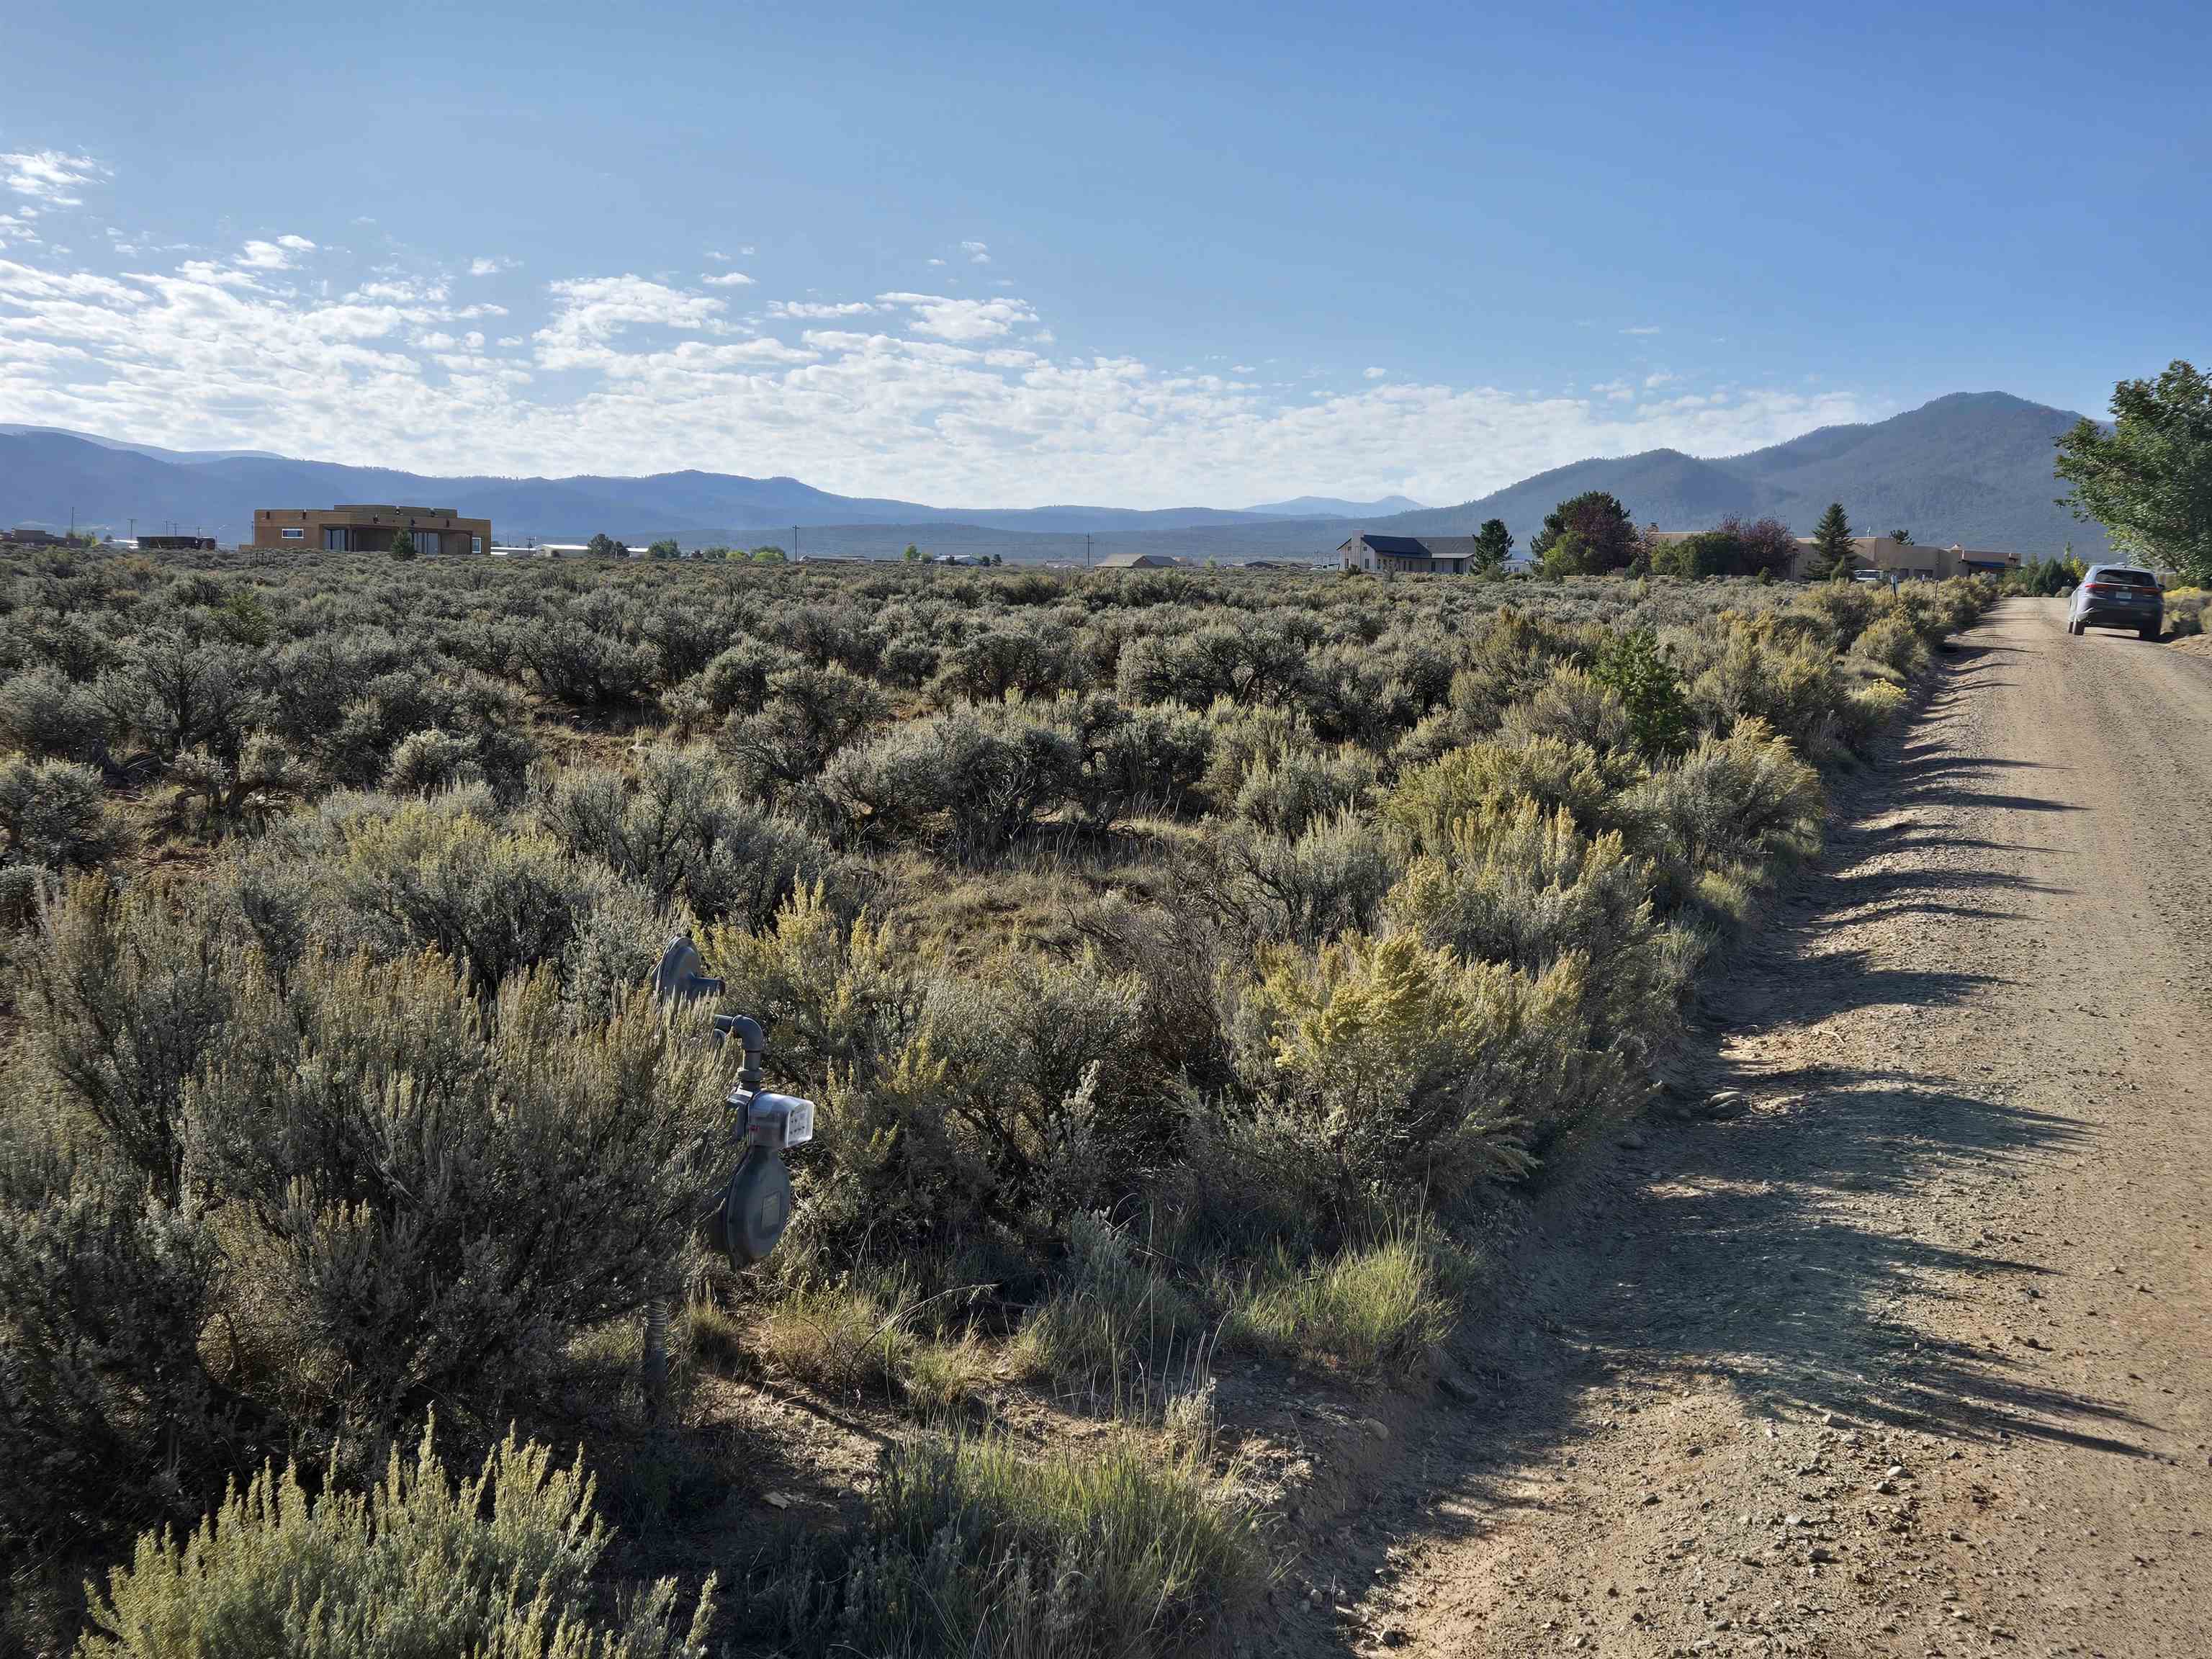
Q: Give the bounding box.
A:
[0,667,108,763]
[1622,716,1825,896]
[0,757,125,869]
[821,703,1082,860]
[1228,745,1379,837]
[76,1423,714,1659]
[720,662,886,791]
[1495,664,1635,757]
[538,747,857,927]
[186,953,729,1427]
[0,1157,222,1565]
[1388,798,1676,1040]
[1068,698,1214,824]
[329,801,606,991]
[1384,735,1615,851]
[34,878,245,1199]
[382,726,486,795]
[1201,806,1397,946]
[510,614,661,709]
[1233,931,1543,1224]
[1851,611,1930,680]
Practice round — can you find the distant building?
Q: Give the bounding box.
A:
[140,534,219,551]
[1339,534,1488,574]
[252,504,491,556]
[5,526,68,547]
[1097,552,1189,569]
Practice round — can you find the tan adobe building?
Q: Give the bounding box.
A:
[253,504,492,556]
[1825,536,2018,580]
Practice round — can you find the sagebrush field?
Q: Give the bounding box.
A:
[0,547,1990,1657]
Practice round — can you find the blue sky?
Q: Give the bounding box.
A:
[0,0,2204,505]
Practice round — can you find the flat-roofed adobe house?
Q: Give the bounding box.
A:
[1339,533,1486,573]
[252,505,492,556]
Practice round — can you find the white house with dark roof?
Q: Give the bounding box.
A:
[1339,533,1491,574]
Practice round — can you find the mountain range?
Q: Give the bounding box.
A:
[0,392,2103,562]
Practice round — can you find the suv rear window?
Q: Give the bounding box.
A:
[2100,570,2157,587]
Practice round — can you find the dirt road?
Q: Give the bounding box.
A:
[1328,599,2212,1657]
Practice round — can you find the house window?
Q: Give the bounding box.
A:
[472,534,482,555]
[280,527,303,539]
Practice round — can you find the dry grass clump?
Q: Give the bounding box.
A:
[1221,1233,1454,1374]
[753,1426,1264,1659]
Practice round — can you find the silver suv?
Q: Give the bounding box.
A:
[2067,565,2163,641]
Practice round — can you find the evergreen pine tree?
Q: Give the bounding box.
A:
[1471,518,1514,570]
[1811,502,1855,578]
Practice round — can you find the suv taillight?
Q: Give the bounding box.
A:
[2085,583,2115,595]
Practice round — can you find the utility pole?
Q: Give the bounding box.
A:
[793,523,799,561]
[1085,533,1092,570]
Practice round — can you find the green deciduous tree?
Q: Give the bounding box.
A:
[2055,359,2212,585]
[1529,492,1637,573]
[1809,503,1856,579]
[903,544,922,562]
[647,537,682,559]
[585,532,626,559]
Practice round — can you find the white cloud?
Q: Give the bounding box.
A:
[532,274,727,369]
[1622,325,1662,336]
[469,256,517,276]
[0,238,1881,511]
[769,299,877,319]
[237,236,315,270]
[927,257,946,267]
[1362,367,1385,379]
[349,279,435,303]
[701,271,755,287]
[875,291,1038,342]
[705,247,755,261]
[961,240,992,265]
[1,150,105,205]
